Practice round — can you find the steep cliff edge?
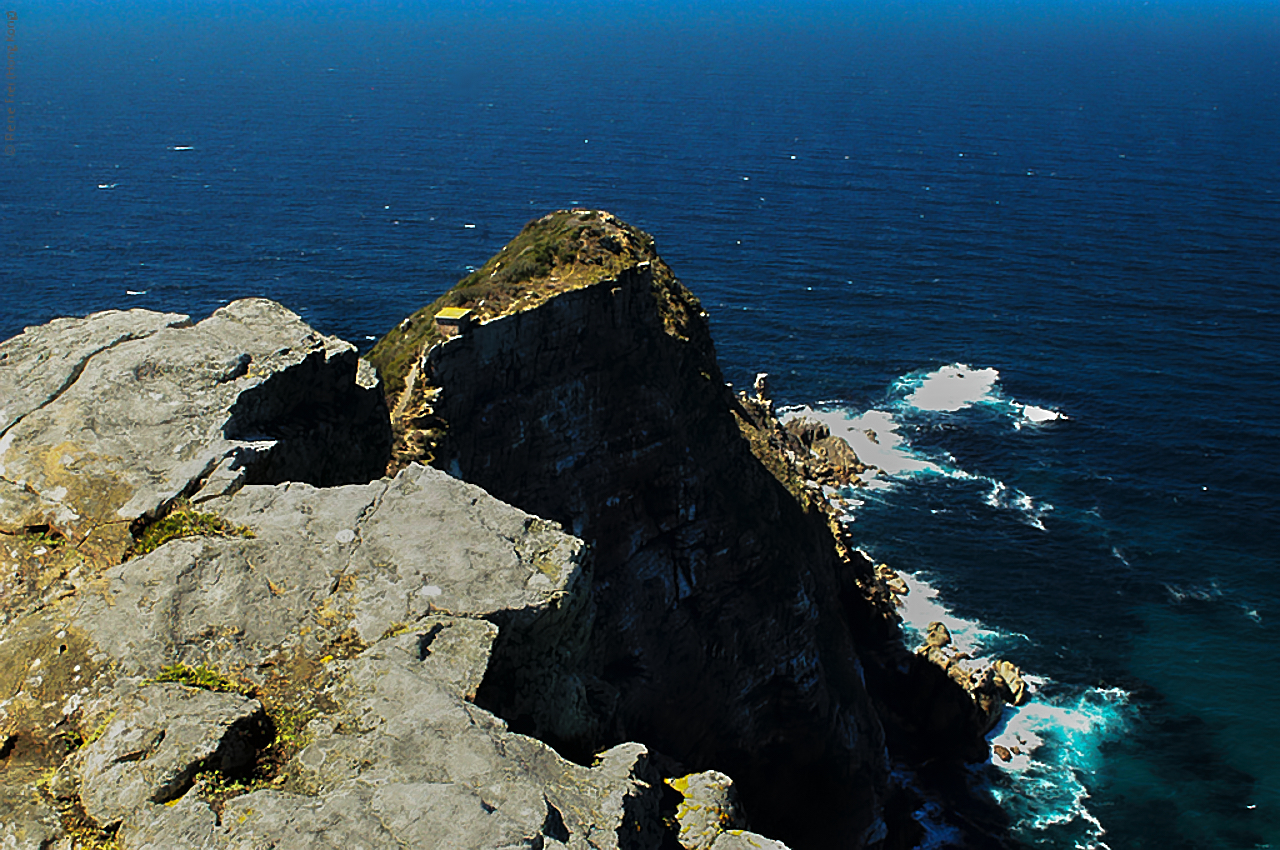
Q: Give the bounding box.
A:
[370,210,976,847]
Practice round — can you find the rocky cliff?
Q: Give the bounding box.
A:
[1,214,1021,850]
[0,298,389,573]
[367,210,1017,848]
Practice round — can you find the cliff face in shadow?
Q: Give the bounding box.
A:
[371,211,912,847]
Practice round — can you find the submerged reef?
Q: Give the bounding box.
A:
[1,211,1022,849]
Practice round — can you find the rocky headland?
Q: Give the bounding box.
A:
[1,211,1026,849]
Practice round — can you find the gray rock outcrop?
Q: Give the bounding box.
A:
[68,683,267,825]
[2,459,665,849]
[912,621,1030,737]
[0,783,62,850]
[667,769,746,849]
[781,416,871,488]
[0,298,389,574]
[712,832,792,850]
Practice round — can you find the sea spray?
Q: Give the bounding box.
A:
[986,686,1130,849]
[896,569,1130,849]
[781,363,1064,529]
[796,364,1128,846]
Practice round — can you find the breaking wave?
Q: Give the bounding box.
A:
[986,685,1129,849]
[890,570,1130,849]
[781,363,1062,529]
[796,364,1127,847]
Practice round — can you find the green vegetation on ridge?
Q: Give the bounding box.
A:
[153,663,251,695]
[367,209,658,401]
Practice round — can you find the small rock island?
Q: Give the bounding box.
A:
[0,211,1026,849]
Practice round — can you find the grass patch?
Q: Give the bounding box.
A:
[142,659,337,810]
[188,767,260,811]
[12,524,68,548]
[153,663,253,695]
[128,499,254,559]
[183,697,317,814]
[80,711,117,748]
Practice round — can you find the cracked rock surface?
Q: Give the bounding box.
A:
[69,683,267,825]
[0,298,389,573]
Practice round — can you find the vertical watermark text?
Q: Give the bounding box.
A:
[4,10,15,156]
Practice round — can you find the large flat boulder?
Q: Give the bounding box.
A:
[72,465,591,687]
[0,298,390,571]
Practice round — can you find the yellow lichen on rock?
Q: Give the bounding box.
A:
[664,770,745,850]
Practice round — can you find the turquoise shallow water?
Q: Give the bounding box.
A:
[3,2,1278,846]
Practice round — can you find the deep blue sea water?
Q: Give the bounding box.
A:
[3,2,1278,847]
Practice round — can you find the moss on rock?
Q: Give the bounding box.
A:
[153,663,251,696]
[128,500,254,560]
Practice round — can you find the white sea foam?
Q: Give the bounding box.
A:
[898,363,1067,428]
[1020,403,1067,425]
[784,364,1066,534]
[894,570,1004,655]
[800,367,1116,845]
[888,569,1127,848]
[781,405,942,480]
[1164,581,1224,603]
[903,364,1000,412]
[988,687,1128,848]
[978,477,1053,531]
[783,400,1058,531]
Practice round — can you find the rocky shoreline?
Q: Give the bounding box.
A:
[2,211,1024,849]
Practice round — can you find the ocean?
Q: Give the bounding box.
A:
[3,1,1278,847]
